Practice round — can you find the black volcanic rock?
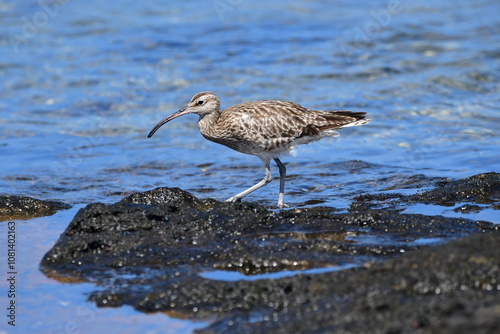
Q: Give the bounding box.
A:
[0,195,71,221]
[409,172,500,205]
[40,179,499,333]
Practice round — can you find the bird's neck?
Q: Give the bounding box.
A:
[197,111,221,139]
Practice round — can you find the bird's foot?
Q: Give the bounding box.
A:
[226,196,242,203]
[277,202,289,209]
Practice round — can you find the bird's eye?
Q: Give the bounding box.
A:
[197,100,204,106]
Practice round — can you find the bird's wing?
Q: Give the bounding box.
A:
[221,101,366,139]
[220,101,319,140]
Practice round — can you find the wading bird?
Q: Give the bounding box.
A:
[148,92,369,208]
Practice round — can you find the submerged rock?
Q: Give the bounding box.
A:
[353,172,500,212]
[410,172,500,205]
[0,195,71,221]
[40,179,499,333]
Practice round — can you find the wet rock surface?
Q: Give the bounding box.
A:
[410,172,500,205]
[40,174,500,333]
[0,195,71,221]
[353,172,500,212]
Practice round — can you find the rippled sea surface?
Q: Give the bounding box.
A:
[1,0,499,332]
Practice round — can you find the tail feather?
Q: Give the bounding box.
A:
[318,110,369,131]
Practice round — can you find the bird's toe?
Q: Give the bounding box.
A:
[278,203,289,209]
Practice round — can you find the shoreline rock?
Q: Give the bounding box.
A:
[0,195,71,222]
[40,173,500,333]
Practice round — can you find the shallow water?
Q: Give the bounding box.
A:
[0,0,499,332]
[200,264,359,282]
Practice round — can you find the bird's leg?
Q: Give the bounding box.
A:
[274,158,287,209]
[226,158,272,203]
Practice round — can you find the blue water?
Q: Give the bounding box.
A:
[1,0,499,332]
[200,263,358,282]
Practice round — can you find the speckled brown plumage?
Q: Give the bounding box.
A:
[148,92,369,208]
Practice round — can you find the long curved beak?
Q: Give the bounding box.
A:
[147,107,190,138]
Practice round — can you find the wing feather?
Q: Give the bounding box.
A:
[216,100,368,153]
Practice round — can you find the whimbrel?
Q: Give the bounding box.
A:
[148,92,369,208]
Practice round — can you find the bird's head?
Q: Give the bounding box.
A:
[147,91,220,138]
